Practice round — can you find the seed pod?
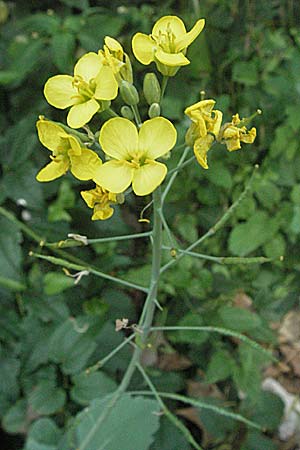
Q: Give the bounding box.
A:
[143,73,161,105]
[148,103,161,118]
[120,80,139,106]
[120,106,134,120]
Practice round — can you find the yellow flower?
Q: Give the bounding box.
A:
[36,118,102,182]
[99,36,133,84]
[93,117,177,196]
[132,15,205,76]
[44,52,118,129]
[221,114,257,151]
[184,99,222,169]
[81,184,122,220]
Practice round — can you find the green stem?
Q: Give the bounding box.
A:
[166,154,196,177]
[161,76,169,99]
[30,252,149,293]
[131,104,142,126]
[162,246,272,265]
[47,231,152,249]
[160,165,259,274]
[77,188,163,450]
[162,146,190,204]
[85,334,135,374]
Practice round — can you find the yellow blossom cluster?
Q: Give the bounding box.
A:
[36,15,258,221]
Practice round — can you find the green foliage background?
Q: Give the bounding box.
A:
[0,0,299,448]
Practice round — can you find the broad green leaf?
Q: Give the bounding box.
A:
[242,431,278,450]
[206,161,232,189]
[263,234,285,258]
[218,306,262,332]
[79,15,125,51]
[0,216,22,282]
[43,272,75,295]
[232,61,259,86]
[205,349,236,383]
[150,416,190,450]
[51,31,76,72]
[71,372,117,406]
[49,317,97,374]
[28,380,66,415]
[2,399,27,433]
[172,312,209,345]
[228,211,277,256]
[76,394,160,450]
[25,418,62,450]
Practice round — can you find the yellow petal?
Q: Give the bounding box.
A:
[184,99,215,121]
[132,160,167,196]
[67,99,100,129]
[194,135,214,169]
[81,189,96,208]
[155,49,190,67]
[92,203,114,220]
[99,117,138,159]
[67,135,82,156]
[225,138,241,152]
[132,33,156,65]
[93,160,134,193]
[36,119,68,152]
[240,127,257,144]
[104,36,123,53]
[152,15,186,38]
[44,75,79,109]
[211,110,223,137]
[94,66,118,100]
[175,19,205,52]
[70,148,102,180]
[36,159,69,182]
[74,52,103,82]
[138,117,177,159]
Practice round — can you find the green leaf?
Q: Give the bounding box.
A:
[25,418,62,450]
[2,399,27,434]
[150,416,190,450]
[173,313,209,345]
[60,0,89,9]
[290,205,300,234]
[76,394,160,450]
[232,61,259,86]
[242,431,278,450]
[49,317,97,374]
[205,349,236,383]
[0,216,22,282]
[78,15,125,51]
[206,161,233,189]
[228,211,277,256]
[48,180,75,222]
[28,380,66,415]
[51,31,76,72]
[263,234,285,258]
[218,306,262,332]
[43,272,75,295]
[71,372,117,406]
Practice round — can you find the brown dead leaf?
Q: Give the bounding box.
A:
[187,378,224,400]
[157,352,192,371]
[233,290,253,310]
[279,311,300,345]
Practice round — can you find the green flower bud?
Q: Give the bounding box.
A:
[120,80,139,106]
[0,1,9,24]
[143,73,161,105]
[148,103,161,118]
[121,105,134,120]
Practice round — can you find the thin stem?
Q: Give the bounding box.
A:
[136,363,203,450]
[162,146,190,204]
[160,165,259,274]
[131,104,142,126]
[150,326,277,362]
[130,391,263,431]
[78,188,164,449]
[85,334,135,374]
[162,246,272,265]
[160,211,178,248]
[30,252,149,293]
[161,76,169,99]
[47,231,152,249]
[166,154,196,177]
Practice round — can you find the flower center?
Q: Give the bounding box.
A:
[126,150,147,168]
[72,75,96,100]
[152,24,176,53]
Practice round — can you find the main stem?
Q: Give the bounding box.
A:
[118,187,162,392]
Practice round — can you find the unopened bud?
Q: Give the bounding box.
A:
[121,105,134,120]
[120,80,139,106]
[143,73,161,105]
[0,1,9,24]
[148,103,161,118]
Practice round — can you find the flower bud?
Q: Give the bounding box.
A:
[120,106,134,120]
[148,103,161,118]
[120,80,139,106]
[143,73,161,105]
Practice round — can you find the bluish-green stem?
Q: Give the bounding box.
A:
[79,188,163,446]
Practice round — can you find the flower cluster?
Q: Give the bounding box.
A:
[36,15,258,221]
